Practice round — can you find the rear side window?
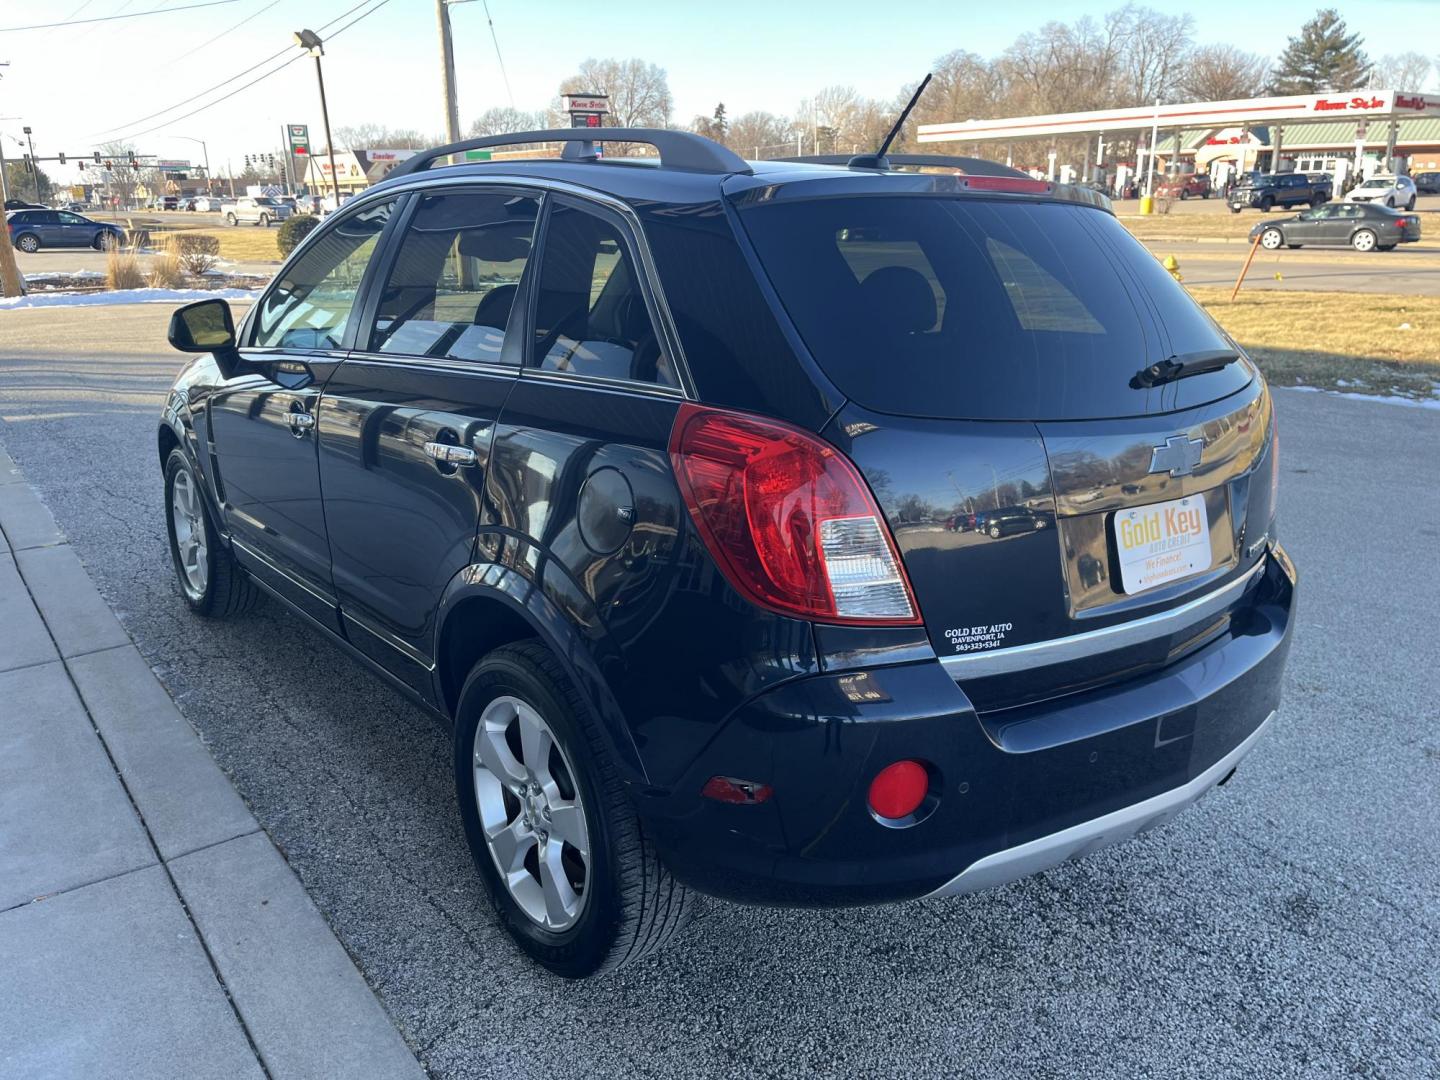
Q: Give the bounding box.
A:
[740,196,1247,420]
[530,200,676,388]
[368,191,538,363]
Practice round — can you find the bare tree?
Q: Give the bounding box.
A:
[1111,4,1194,105]
[468,107,547,136]
[331,125,435,150]
[724,111,794,158]
[1368,52,1432,90]
[560,58,673,154]
[1177,44,1270,100]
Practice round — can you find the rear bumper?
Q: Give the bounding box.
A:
[639,546,1296,907]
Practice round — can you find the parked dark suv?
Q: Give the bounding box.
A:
[1227,172,1331,212]
[158,130,1295,977]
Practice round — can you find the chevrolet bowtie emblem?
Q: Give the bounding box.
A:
[1149,435,1203,478]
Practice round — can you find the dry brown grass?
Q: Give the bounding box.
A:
[166,232,222,276]
[1191,286,1440,398]
[105,244,145,290]
[147,246,187,289]
[1119,212,1261,242]
[149,226,281,264]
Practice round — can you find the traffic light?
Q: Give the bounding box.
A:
[58,152,66,166]
[267,154,275,168]
[93,152,101,164]
[244,155,251,167]
[128,151,137,165]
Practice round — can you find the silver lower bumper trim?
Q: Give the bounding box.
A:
[939,559,1266,681]
[924,710,1276,899]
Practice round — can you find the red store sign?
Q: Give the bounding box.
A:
[1313,96,1385,112]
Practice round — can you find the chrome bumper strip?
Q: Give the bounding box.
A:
[939,559,1266,681]
[924,710,1275,899]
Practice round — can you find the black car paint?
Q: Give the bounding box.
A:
[160,157,1295,904]
[1227,173,1331,211]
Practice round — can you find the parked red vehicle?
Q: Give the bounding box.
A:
[1157,174,1211,200]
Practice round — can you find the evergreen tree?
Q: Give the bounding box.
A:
[711,102,728,137]
[1269,9,1370,93]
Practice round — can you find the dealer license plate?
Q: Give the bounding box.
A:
[1113,495,1212,595]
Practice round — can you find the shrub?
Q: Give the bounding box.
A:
[105,244,145,291]
[167,232,221,277]
[277,214,320,257]
[148,246,187,289]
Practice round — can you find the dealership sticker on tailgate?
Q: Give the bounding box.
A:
[1114,495,1211,594]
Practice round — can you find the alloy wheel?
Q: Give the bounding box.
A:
[472,695,591,931]
[1260,229,1283,250]
[16,234,39,253]
[1352,229,1376,252]
[170,467,209,597]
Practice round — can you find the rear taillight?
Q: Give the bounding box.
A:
[669,404,920,625]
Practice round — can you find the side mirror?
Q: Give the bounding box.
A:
[168,298,243,377]
[168,298,236,353]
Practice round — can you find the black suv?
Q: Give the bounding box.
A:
[1227,172,1331,212]
[158,129,1295,977]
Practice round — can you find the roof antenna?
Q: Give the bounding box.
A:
[849,73,931,171]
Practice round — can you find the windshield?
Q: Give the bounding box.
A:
[1358,179,1391,189]
[739,195,1249,420]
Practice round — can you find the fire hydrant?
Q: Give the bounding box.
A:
[1162,254,1182,282]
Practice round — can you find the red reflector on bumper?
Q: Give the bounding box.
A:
[868,760,929,819]
[701,776,773,805]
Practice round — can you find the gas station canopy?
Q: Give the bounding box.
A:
[918,89,1440,144]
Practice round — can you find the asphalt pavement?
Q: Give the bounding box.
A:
[0,304,1436,1078]
[1146,240,1440,295]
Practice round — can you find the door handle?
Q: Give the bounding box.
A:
[287,410,315,437]
[424,441,477,467]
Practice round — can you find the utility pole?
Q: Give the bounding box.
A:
[0,63,24,298]
[436,0,461,143]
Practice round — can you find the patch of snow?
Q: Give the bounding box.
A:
[0,286,260,310]
[1281,386,1440,411]
[22,269,106,282]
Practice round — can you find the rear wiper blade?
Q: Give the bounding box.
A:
[1131,349,1241,389]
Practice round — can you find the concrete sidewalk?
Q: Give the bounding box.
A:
[0,444,425,1080]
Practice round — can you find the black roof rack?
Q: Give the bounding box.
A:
[387,128,752,179]
[777,154,1028,178]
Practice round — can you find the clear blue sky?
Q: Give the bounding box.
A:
[0,0,1435,182]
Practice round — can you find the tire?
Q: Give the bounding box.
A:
[1260,228,1284,250]
[1351,229,1377,253]
[258,214,270,228]
[225,213,237,227]
[454,641,693,978]
[1259,197,1273,212]
[988,523,1001,539]
[1287,243,1302,249]
[1179,189,1189,200]
[163,449,263,617]
[92,231,117,251]
[14,233,40,253]
[1385,196,1395,208]
[1377,243,1397,251]
[1406,197,1416,211]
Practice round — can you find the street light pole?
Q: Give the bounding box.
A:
[294,29,340,206]
[174,136,211,195]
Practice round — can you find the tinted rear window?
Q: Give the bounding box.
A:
[739,195,1248,420]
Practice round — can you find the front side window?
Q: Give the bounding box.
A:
[531,200,675,387]
[251,199,394,351]
[368,190,538,363]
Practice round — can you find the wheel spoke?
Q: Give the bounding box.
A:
[538,840,578,926]
[486,818,534,876]
[547,802,587,852]
[474,713,527,788]
[517,703,553,774]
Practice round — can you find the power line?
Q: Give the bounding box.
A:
[0,0,240,33]
[87,0,375,138]
[110,0,394,143]
[479,0,514,109]
[156,0,285,72]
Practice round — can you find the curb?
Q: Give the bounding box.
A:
[0,441,425,1080]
